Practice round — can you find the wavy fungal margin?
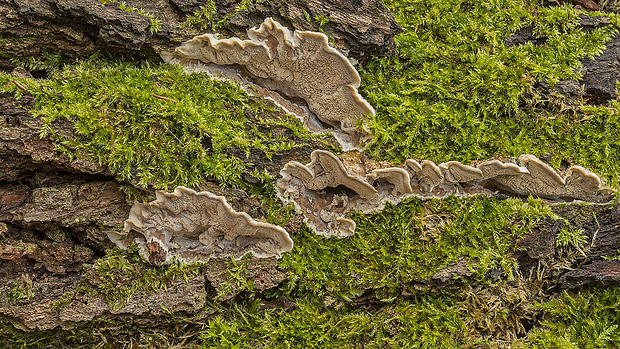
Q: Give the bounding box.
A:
[108,187,293,265]
[162,17,374,149]
[277,150,615,238]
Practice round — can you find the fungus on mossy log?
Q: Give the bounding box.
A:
[369,167,413,196]
[281,150,377,198]
[277,150,615,237]
[162,17,374,148]
[490,155,615,202]
[439,161,483,183]
[108,187,293,265]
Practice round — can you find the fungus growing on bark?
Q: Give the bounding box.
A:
[565,166,601,191]
[439,161,483,183]
[491,155,565,198]
[370,167,413,195]
[281,150,377,198]
[416,160,443,189]
[108,187,293,265]
[488,155,613,202]
[563,165,614,201]
[476,159,529,180]
[162,17,374,147]
[277,151,615,238]
[405,159,422,173]
[336,218,357,237]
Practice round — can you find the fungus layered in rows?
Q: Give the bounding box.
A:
[277,150,614,237]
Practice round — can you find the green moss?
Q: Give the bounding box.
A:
[199,294,464,349]
[8,50,68,73]
[0,57,323,189]
[6,280,34,302]
[180,1,217,31]
[83,245,202,308]
[360,1,620,186]
[213,255,256,300]
[278,196,551,301]
[519,287,620,348]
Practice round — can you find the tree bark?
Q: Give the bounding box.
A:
[0,0,401,72]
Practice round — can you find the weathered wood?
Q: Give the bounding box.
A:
[0,0,401,71]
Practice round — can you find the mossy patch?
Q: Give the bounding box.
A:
[360,1,620,186]
[519,287,620,348]
[278,196,551,301]
[0,56,326,190]
[199,294,464,348]
[82,245,202,309]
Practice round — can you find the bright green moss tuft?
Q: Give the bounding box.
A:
[360,1,620,186]
[520,287,620,348]
[0,57,322,189]
[83,245,203,309]
[278,196,551,301]
[200,294,465,349]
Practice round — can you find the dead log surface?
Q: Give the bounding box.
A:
[1,0,620,338]
[0,0,401,72]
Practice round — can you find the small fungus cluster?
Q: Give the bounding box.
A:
[276,150,615,237]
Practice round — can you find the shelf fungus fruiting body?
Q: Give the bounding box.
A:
[277,150,615,238]
[162,17,374,149]
[108,187,293,265]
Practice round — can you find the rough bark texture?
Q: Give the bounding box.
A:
[516,203,620,289]
[2,0,620,342]
[220,0,402,58]
[507,15,620,103]
[0,0,401,72]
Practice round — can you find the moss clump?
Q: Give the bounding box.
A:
[200,294,464,349]
[83,245,202,308]
[519,287,620,348]
[278,196,551,301]
[0,57,324,189]
[212,255,257,300]
[360,1,620,186]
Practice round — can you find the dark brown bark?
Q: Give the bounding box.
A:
[514,203,620,289]
[507,15,619,103]
[0,0,401,72]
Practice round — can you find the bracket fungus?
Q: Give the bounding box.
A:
[162,17,374,149]
[490,155,614,202]
[370,168,413,196]
[439,161,483,183]
[108,187,293,265]
[476,159,529,180]
[281,150,377,199]
[416,160,444,189]
[277,150,615,238]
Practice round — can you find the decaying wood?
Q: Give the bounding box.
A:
[0,0,401,72]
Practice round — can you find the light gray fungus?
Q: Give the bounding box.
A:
[162,17,374,149]
[109,187,293,265]
[276,150,615,238]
